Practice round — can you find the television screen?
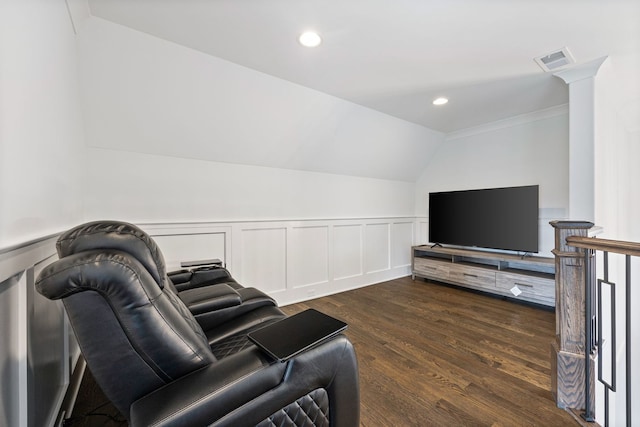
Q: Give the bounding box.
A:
[428,185,539,253]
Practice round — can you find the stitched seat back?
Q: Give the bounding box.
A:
[36,245,216,419]
[56,220,169,287]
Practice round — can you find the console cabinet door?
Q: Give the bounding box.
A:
[413,257,450,279]
[448,264,495,290]
[495,271,555,305]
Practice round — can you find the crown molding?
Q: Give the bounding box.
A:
[445,104,569,141]
[554,56,609,84]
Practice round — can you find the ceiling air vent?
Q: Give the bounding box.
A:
[534,47,575,72]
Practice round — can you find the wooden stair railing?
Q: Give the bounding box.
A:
[551,221,637,427]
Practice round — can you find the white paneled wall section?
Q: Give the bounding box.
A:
[142,217,417,306]
[0,238,78,427]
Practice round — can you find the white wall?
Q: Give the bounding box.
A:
[594,55,640,241]
[593,52,640,427]
[0,2,87,425]
[84,148,417,222]
[0,0,86,250]
[414,108,570,256]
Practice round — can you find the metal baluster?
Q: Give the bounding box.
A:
[625,255,631,427]
[600,251,608,427]
[583,248,595,422]
[598,252,616,427]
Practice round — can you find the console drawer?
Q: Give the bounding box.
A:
[496,271,555,304]
[448,264,495,288]
[414,257,449,278]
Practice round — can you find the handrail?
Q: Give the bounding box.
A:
[565,233,636,427]
[566,235,640,257]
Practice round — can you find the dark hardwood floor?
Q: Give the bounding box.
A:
[71,276,577,426]
[282,276,577,427]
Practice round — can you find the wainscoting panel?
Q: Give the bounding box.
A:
[391,222,414,268]
[364,223,390,274]
[537,218,556,257]
[143,224,231,271]
[0,237,77,427]
[145,217,415,304]
[30,259,67,427]
[151,233,226,271]
[238,226,288,294]
[417,219,429,245]
[289,226,329,290]
[0,273,23,427]
[332,224,363,281]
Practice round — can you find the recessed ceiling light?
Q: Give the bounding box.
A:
[432,97,448,106]
[299,31,322,47]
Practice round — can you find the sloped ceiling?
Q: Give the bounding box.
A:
[87,0,639,133]
[77,17,443,182]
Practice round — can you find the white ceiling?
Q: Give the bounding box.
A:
[87,0,639,133]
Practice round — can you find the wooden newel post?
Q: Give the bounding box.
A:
[549,220,596,411]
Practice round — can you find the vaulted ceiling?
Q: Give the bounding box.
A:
[87,0,639,133]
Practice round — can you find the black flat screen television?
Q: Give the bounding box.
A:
[429,185,539,253]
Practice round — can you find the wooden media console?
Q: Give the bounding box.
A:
[412,245,555,307]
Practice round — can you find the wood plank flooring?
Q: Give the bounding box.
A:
[281,276,577,427]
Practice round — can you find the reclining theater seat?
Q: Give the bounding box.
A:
[55,220,282,335]
[36,221,360,426]
[167,263,242,292]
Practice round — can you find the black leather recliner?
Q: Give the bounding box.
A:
[36,221,359,426]
[54,221,281,334]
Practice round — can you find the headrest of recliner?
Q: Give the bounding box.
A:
[56,220,167,288]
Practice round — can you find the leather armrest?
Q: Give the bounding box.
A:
[166,269,192,285]
[130,335,359,427]
[178,284,242,315]
[173,268,236,292]
[130,348,287,427]
[190,268,231,286]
